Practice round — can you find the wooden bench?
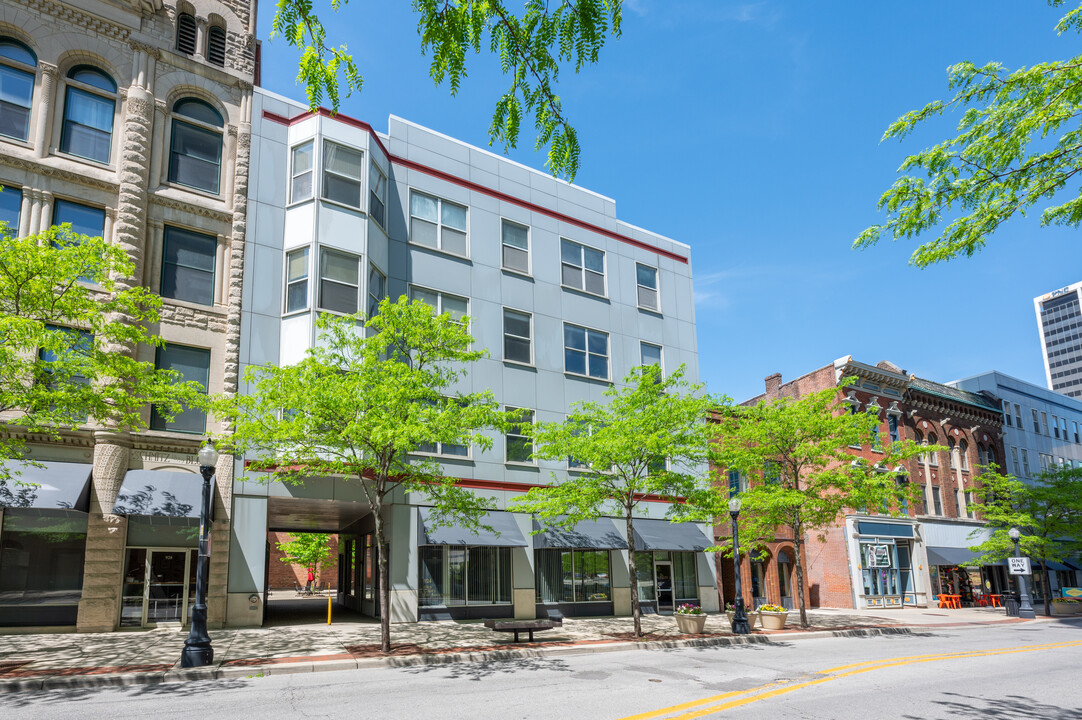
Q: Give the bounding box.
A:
[483,618,561,643]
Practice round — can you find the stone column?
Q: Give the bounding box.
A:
[149,100,168,189]
[27,189,42,235]
[33,63,57,158]
[207,452,234,627]
[17,189,31,238]
[76,432,130,632]
[195,17,208,62]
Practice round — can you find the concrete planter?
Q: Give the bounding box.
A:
[725,610,759,629]
[758,610,789,630]
[1050,602,1082,616]
[674,613,707,634]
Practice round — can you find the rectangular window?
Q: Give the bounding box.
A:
[640,342,663,380]
[0,63,34,143]
[1053,415,1060,439]
[161,226,216,306]
[1022,448,1031,476]
[284,247,308,313]
[503,308,532,365]
[409,191,468,256]
[560,238,605,296]
[932,486,943,516]
[501,219,529,274]
[418,545,511,607]
[0,510,89,627]
[321,141,364,208]
[1042,412,1050,436]
[150,344,210,433]
[318,248,360,314]
[415,399,470,458]
[636,263,659,311]
[1003,401,1012,426]
[368,163,386,227]
[410,286,468,325]
[505,407,534,464]
[0,184,20,233]
[1060,417,1069,440]
[888,415,900,443]
[1014,404,1023,429]
[53,199,106,240]
[38,326,93,422]
[366,264,386,318]
[168,120,222,194]
[535,548,611,603]
[1074,421,1080,444]
[1011,446,1021,477]
[564,324,609,380]
[1033,409,1041,433]
[728,470,742,497]
[1040,452,1053,471]
[290,142,313,202]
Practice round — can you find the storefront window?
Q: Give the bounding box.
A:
[672,551,698,602]
[363,534,373,601]
[535,549,611,603]
[861,542,900,597]
[634,552,655,602]
[418,545,510,606]
[0,509,88,626]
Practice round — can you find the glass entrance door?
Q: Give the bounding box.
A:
[655,561,673,613]
[120,547,193,627]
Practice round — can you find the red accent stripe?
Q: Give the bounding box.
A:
[260,108,688,264]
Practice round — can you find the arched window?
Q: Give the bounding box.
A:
[168,98,223,193]
[947,437,956,468]
[0,37,37,142]
[959,439,969,471]
[206,25,226,66]
[928,433,938,466]
[60,66,116,163]
[176,13,197,55]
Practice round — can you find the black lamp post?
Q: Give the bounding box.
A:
[181,442,219,668]
[729,497,751,635]
[1008,527,1036,619]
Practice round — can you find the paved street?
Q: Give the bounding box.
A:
[2,619,1078,719]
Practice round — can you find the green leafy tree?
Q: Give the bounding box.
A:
[856,1,1082,266]
[276,532,333,584]
[0,224,203,482]
[702,382,928,628]
[270,0,622,180]
[511,365,718,637]
[968,464,1082,615]
[213,297,505,651]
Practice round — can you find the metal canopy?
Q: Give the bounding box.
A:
[112,469,203,518]
[0,460,92,511]
[632,518,712,552]
[533,517,628,549]
[417,507,528,547]
[926,546,1005,567]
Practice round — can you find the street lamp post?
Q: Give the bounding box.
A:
[1008,527,1036,619]
[729,497,751,635]
[181,443,219,668]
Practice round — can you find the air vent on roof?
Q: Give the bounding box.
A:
[176,13,197,55]
[207,26,226,66]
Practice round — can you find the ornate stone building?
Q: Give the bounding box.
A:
[0,0,253,631]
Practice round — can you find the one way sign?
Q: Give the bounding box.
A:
[1008,557,1032,575]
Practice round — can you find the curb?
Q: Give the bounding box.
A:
[0,625,916,693]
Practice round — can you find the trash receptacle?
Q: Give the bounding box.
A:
[1003,592,1020,617]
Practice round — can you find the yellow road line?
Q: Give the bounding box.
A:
[618,639,1082,720]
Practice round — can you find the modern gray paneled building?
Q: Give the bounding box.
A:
[226,87,716,626]
[1035,281,1082,399]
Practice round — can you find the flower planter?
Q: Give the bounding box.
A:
[674,613,707,634]
[758,610,789,630]
[725,610,759,629]
[1051,602,1082,616]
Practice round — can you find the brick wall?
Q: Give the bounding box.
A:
[267,532,339,590]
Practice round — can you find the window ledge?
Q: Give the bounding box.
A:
[161,298,228,316]
[165,180,222,201]
[505,461,539,470]
[408,242,472,264]
[320,196,367,215]
[56,150,113,172]
[286,197,314,209]
[501,267,533,281]
[564,371,612,386]
[410,452,474,465]
[637,305,663,317]
[503,360,536,372]
[281,308,310,319]
[560,285,609,303]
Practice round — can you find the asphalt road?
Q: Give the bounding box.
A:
[2,621,1081,719]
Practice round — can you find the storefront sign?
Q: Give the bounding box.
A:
[1008,557,1031,575]
[868,545,892,568]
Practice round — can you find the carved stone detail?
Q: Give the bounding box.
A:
[149,194,232,223]
[18,0,131,41]
[91,434,131,512]
[0,154,117,192]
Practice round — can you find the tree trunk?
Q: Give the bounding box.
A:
[793,519,808,628]
[626,512,641,637]
[374,503,391,652]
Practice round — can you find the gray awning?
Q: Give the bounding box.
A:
[417,507,528,547]
[1040,560,1072,572]
[112,470,202,518]
[533,517,627,549]
[632,518,712,552]
[927,546,994,567]
[1065,560,1082,572]
[0,461,92,511]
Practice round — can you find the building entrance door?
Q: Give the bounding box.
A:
[121,548,195,627]
[655,561,673,613]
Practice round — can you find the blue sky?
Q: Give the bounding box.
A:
[256,1,1078,401]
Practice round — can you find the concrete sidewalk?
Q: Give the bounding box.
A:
[0,605,1041,692]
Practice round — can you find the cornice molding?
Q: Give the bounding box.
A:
[0,153,118,192]
[149,193,232,223]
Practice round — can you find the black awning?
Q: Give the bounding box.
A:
[0,461,92,511]
[112,470,203,518]
[926,546,1001,567]
[533,517,628,549]
[417,508,528,547]
[632,518,712,552]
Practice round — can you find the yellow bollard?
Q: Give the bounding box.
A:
[327,592,332,625]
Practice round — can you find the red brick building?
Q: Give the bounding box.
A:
[714,356,1006,611]
[267,532,339,591]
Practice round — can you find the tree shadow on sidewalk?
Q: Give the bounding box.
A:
[905,692,1080,720]
[0,678,252,708]
[400,655,574,681]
